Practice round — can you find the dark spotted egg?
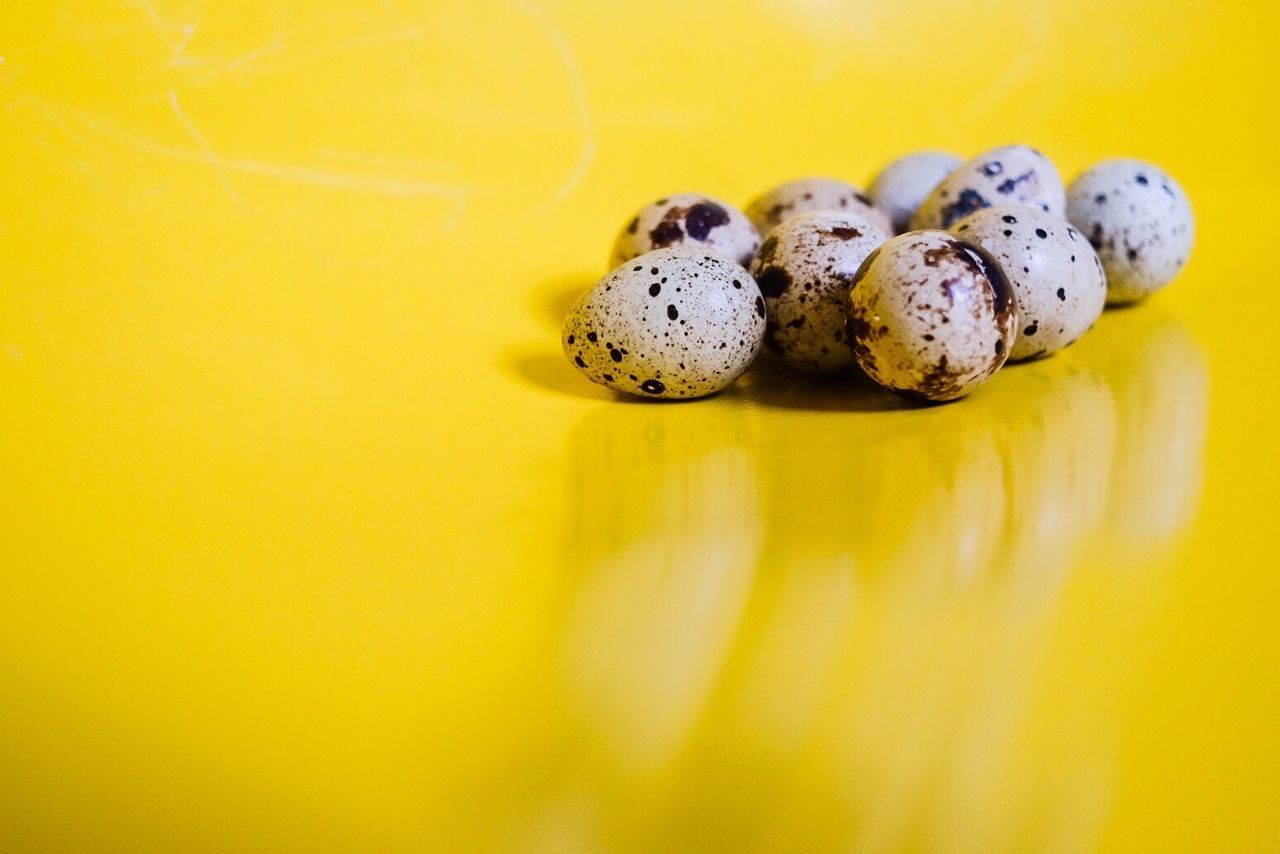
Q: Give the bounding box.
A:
[609,193,760,270]
[749,210,890,374]
[951,206,1106,362]
[910,145,1065,231]
[1065,159,1194,305]
[866,151,962,233]
[744,177,891,237]
[563,247,766,400]
[845,231,1017,402]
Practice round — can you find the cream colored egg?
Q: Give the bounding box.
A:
[910,145,1065,231]
[1065,159,1195,305]
[609,193,760,270]
[744,177,891,236]
[867,151,962,233]
[564,247,765,399]
[846,231,1017,402]
[749,210,890,373]
[951,206,1106,361]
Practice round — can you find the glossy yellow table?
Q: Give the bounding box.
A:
[3,1,1278,851]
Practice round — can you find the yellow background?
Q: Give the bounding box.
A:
[2,0,1279,851]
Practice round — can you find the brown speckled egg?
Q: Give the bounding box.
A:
[749,210,891,374]
[609,193,760,270]
[910,145,1065,231]
[564,247,765,399]
[846,231,1017,402]
[866,151,962,233]
[951,206,1106,362]
[744,177,891,236]
[1065,159,1195,305]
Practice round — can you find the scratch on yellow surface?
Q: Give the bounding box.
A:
[967,6,1050,118]
[167,89,249,211]
[18,96,477,205]
[519,0,597,210]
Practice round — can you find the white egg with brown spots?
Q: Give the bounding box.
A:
[846,231,1017,402]
[563,247,765,399]
[609,193,760,270]
[951,206,1106,361]
[1065,159,1195,305]
[749,210,890,374]
[867,151,962,233]
[744,177,891,236]
[910,145,1065,231]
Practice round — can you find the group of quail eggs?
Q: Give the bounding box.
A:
[562,145,1194,402]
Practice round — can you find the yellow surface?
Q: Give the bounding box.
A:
[2,1,1279,851]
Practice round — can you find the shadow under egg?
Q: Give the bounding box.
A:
[502,346,617,401]
[728,352,912,413]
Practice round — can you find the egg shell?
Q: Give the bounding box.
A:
[910,145,1065,231]
[744,177,891,236]
[564,247,765,399]
[1065,159,1194,305]
[867,151,962,233]
[609,193,760,270]
[846,231,1017,402]
[749,210,891,374]
[951,206,1106,361]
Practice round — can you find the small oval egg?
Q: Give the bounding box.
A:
[564,247,765,399]
[749,210,891,374]
[609,193,760,270]
[866,151,962,233]
[910,145,1066,231]
[846,231,1017,402]
[1065,159,1194,305]
[951,206,1106,361]
[744,177,891,236]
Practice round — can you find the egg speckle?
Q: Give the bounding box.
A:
[867,151,962,233]
[744,177,891,236]
[911,145,1065,231]
[609,193,760,270]
[564,247,765,399]
[846,231,1016,401]
[1065,159,1194,305]
[951,206,1106,361]
[749,210,890,373]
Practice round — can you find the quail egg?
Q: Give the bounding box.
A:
[564,247,765,399]
[744,177,891,236]
[911,145,1065,231]
[951,206,1106,361]
[1065,159,1194,305]
[846,231,1016,401]
[749,210,891,373]
[867,151,962,233]
[609,193,760,270]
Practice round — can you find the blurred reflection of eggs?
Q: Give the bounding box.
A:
[1077,307,1209,557]
[560,402,763,770]
[547,310,1207,851]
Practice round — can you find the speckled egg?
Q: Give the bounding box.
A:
[910,145,1066,231]
[749,210,890,374]
[1065,159,1194,305]
[609,193,760,270]
[744,177,891,237]
[563,247,765,399]
[951,206,1106,362]
[846,231,1017,402]
[866,151,962,233]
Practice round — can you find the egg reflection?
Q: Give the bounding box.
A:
[1076,307,1209,558]
[560,401,764,770]
[553,310,1206,851]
